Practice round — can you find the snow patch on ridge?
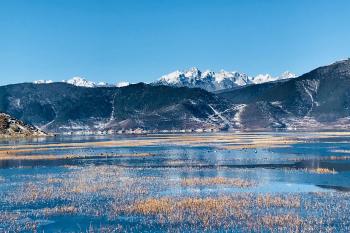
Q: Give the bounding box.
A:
[33,77,131,88]
[116,82,130,87]
[33,80,53,84]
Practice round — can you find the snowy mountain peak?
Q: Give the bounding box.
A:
[156,68,297,91]
[250,74,275,84]
[279,71,297,79]
[62,77,114,87]
[33,80,53,84]
[214,70,251,85]
[157,68,251,91]
[184,67,201,79]
[159,70,183,84]
[250,71,297,84]
[116,81,130,87]
[33,77,130,88]
[64,77,96,88]
[97,82,108,86]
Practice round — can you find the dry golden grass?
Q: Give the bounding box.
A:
[287,155,350,162]
[126,196,251,227]
[2,162,350,232]
[261,214,302,229]
[47,177,63,184]
[0,212,20,222]
[166,160,185,166]
[0,133,300,165]
[42,206,78,216]
[0,139,160,151]
[0,152,154,161]
[331,149,350,154]
[62,166,151,197]
[180,177,255,188]
[121,195,305,231]
[11,182,55,203]
[2,131,350,163]
[5,166,152,205]
[0,131,332,153]
[308,168,337,174]
[257,194,301,208]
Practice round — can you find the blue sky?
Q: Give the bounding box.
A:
[1,0,350,85]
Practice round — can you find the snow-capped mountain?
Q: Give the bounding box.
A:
[156,68,297,91]
[63,77,97,88]
[279,71,297,80]
[34,77,130,88]
[116,81,130,87]
[249,74,274,84]
[33,69,295,91]
[97,82,110,87]
[156,68,252,92]
[33,80,53,84]
[34,77,100,88]
[250,71,297,84]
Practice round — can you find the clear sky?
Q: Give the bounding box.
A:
[1,0,350,85]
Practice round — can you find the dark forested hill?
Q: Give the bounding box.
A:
[0,82,236,132]
[218,59,350,129]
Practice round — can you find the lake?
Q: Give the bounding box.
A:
[1,132,350,232]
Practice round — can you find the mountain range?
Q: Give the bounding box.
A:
[33,69,297,92]
[1,59,349,133]
[34,77,130,88]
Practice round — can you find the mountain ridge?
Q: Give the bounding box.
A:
[32,69,297,91]
[0,82,236,133]
[155,68,297,91]
[2,59,350,133]
[217,58,350,129]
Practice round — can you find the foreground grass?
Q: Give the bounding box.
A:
[1,164,350,232]
[180,177,255,187]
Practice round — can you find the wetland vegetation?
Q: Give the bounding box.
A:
[1,132,350,232]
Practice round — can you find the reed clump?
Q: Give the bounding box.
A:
[308,168,337,174]
[261,214,302,231]
[180,177,255,188]
[127,197,251,227]
[122,195,308,231]
[42,206,78,216]
[257,194,301,208]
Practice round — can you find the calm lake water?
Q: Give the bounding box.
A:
[1,132,350,232]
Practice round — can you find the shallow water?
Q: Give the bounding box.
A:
[1,132,350,232]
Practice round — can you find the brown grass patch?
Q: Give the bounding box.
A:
[180,177,255,188]
[0,152,154,161]
[261,214,302,230]
[42,206,78,216]
[257,194,301,208]
[308,168,337,174]
[122,195,304,231]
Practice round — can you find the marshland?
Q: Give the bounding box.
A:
[1,132,350,232]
